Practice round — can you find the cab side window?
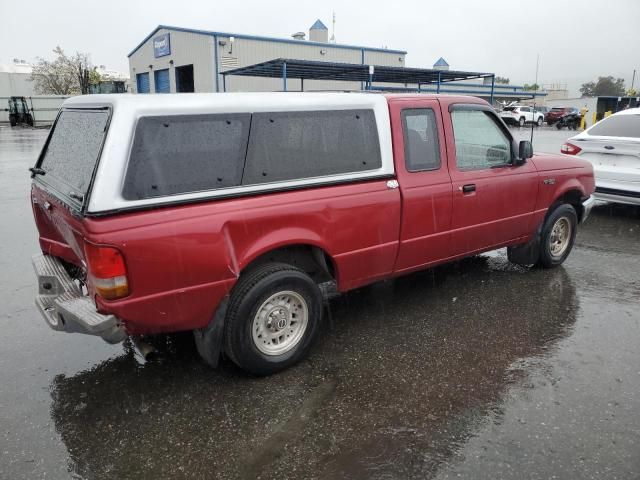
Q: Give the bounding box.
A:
[451,109,511,170]
[401,109,441,172]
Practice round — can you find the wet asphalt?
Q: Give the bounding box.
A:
[0,125,639,480]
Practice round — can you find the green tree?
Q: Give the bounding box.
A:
[495,76,510,84]
[523,83,539,91]
[30,46,95,95]
[580,76,626,97]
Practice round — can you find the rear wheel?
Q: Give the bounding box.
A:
[537,116,543,127]
[518,117,525,127]
[538,204,578,268]
[223,263,322,375]
[556,122,563,130]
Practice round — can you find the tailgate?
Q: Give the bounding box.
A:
[31,107,110,267]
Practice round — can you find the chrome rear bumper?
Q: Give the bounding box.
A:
[32,254,126,344]
[581,196,596,223]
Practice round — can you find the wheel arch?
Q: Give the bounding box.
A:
[551,185,586,221]
[239,242,338,285]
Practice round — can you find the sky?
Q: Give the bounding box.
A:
[1,0,638,97]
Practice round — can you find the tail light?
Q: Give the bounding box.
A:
[84,242,130,300]
[561,143,582,155]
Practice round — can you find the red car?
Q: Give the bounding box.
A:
[545,107,579,125]
[30,93,595,375]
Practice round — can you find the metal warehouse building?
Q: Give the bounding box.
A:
[128,20,407,94]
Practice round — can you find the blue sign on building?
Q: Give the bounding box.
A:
[153,33,171,58]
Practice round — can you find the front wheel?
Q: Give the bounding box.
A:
[537,116,544,127]
[518,117,525,127]
[556,122,563,130]
[223,263,323,375]
[538,204,578,268]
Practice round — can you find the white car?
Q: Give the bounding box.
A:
[562,108,640,205]
[500,105,544,127]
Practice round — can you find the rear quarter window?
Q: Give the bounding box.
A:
[38,109,109,203]
[588,114,640,138]
[242,109,381,185]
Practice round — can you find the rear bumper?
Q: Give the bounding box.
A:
[32,253,127,344]
[594,186,640,206]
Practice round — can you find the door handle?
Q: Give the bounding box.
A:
[460,184,476,193]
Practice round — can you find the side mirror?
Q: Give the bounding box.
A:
[518,140,533,161]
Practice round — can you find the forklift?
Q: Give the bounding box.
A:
[6,96,34,127]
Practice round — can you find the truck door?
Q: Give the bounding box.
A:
[390,98,453,274]
[443,103,538,255]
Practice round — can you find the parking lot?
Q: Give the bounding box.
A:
[1,125,639,479]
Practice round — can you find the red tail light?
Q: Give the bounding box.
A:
[84,242,129,300]
[561,143,582,155]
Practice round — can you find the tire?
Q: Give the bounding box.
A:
[223,262,323,375]
[9,116,17,127]
[538,204,578,268]
[537,116,543,127]
[518,117,525,127]
[556,122,563,130]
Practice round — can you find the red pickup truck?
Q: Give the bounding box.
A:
[30,93,595,375]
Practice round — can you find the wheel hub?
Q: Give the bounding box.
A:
[549,217,571,257]
[252,291,309,356]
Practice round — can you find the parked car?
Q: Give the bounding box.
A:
[562,108,640,205]
[30,93,595,375]
[546,107,578,125]
[534,106,550,118]
[499,105,544,127]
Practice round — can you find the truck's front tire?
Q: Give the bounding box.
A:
[223,263,322,375]
[538,204,578,268]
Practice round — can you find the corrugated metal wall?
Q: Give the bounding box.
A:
[128,28,215,93]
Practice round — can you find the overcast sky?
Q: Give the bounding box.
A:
[1,0,638,96]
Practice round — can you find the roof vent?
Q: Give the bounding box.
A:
[292,31,306,40]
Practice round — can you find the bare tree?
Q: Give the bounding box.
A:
[30,46,96,95]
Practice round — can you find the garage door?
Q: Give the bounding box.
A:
[136,73,150,94]
[154,69,170,93]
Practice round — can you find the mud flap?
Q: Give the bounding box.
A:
[193,297,229,368]
[507,225,542,266]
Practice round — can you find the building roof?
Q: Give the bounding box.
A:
[128,25,407,58]
[223,58,492,84]
[433,57,449,67]
[310,19,328,30]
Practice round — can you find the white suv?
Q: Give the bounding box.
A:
[500,106,544,127]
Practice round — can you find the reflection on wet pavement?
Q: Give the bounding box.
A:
[1,126,639,480]
[48,258,579,479]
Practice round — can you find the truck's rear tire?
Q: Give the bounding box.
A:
[223,262,322,375]
[538,204,578,268]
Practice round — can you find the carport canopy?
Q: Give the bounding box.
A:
[222,58,497,100]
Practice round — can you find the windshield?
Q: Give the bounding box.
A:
[37,109,109,205]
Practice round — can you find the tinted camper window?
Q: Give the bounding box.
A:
[123,114,250,199]
[39,109,109,205]
[242,109,381,185]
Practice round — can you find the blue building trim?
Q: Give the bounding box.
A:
[128,25,407,58]
[369,85,548,97]
[310,19,328,30]
[213,34,219,92]
[360,49,365,91]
